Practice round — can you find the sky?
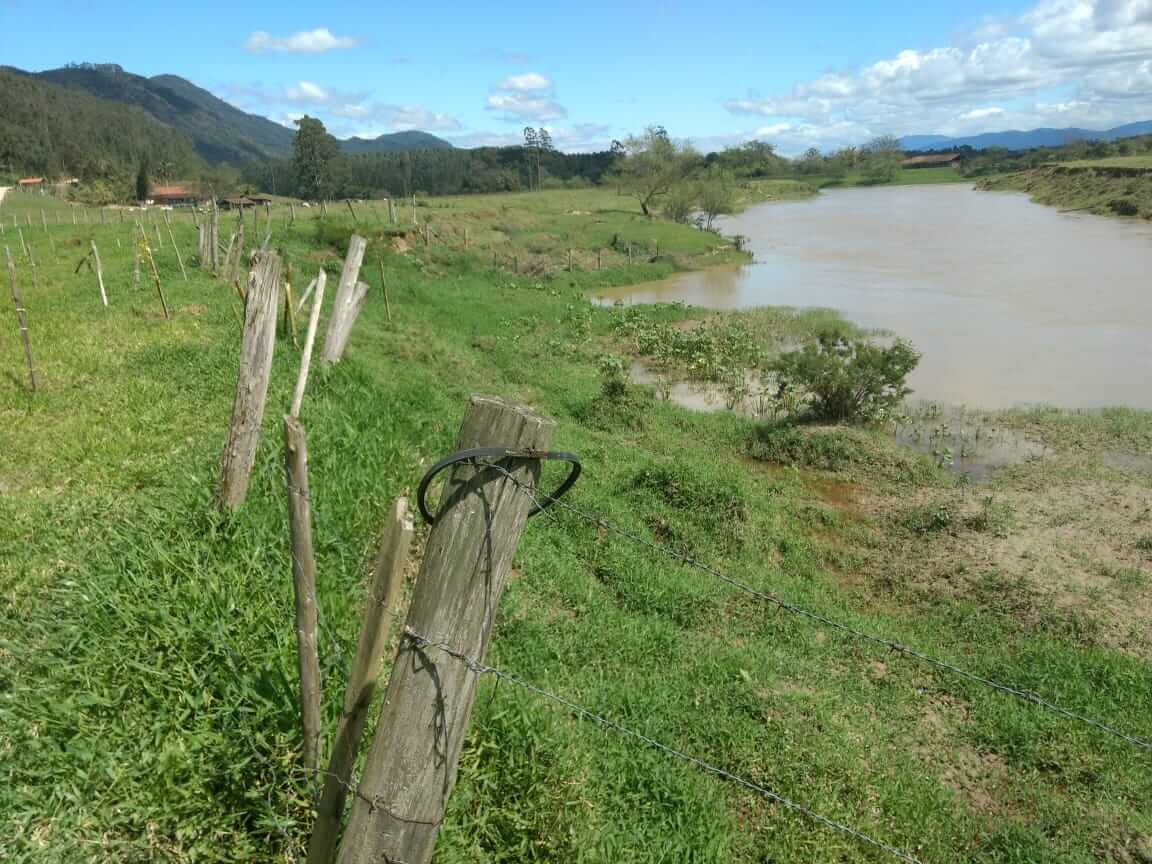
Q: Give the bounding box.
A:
[2,0,1151,155]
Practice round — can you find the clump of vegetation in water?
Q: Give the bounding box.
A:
[769,328,920,424]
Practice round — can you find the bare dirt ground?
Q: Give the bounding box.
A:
[812,456,1152,659]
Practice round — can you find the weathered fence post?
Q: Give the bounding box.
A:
[378,258,391,323]
[289,270,327,418]
[167,223,188,281]
[139,225,171,320]
[307,497,415,864]
[6,247,37,392]
[597,249,602,270]
[335,395,554,864]
[387,197,396,223]
[319,234,367,367]
[90,241,108,307]
[218,251,282,511]
[567,248,573,271]
[283,415,323,773]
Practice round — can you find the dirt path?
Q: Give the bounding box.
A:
[0,186,10,205]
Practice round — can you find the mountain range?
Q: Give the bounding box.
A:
[901,121,1152,152]
[4,63,452,165]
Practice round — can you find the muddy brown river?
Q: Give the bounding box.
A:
[599,184,1152,409]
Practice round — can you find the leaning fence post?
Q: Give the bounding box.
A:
[320,234,367,367]
[90,241,108,307]
[290,270,327,418]
[218,251,282,512]
[283,415,323,774]
[6,247,37,392]
[307,497,415,864]
[335,395,554,864]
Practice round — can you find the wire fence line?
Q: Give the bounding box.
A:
[480,462,1152,753]
[403,628,927,864]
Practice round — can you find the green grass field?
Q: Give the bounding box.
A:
[1,186,1149,863]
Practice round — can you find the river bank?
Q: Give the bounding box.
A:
[977,162,1152,218]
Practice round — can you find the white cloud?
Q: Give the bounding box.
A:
[376,105,462,131]
[723,0,1152,152]
[486,72,567,121]
[959,106,1006,119]
[245,27,359,54]
[496,72,552,91]
[285,81,331,103]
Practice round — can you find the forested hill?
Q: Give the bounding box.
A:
[25,64,295,165]
[6,64,453,165]
[0,67,203,182]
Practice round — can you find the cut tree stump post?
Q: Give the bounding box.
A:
[319,234,367,367]
[6,247,37,392]
[335,395,555,864]
[283,415,323,774]
[218,251,282,512]
[307,497,414,864]
[289,271,327,418]
[90,241,108,307]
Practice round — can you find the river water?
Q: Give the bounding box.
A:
[598,184,1152,410]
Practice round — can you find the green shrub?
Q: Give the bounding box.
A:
[770,329,920,423]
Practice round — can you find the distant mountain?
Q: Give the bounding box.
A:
[901,121,1152,152]
[13,64,453,165]
[341,131,453,154]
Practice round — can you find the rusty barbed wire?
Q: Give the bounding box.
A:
[403,629,927,864]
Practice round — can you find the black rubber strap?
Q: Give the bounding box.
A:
[416,447,582,525]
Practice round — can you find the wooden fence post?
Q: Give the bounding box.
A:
[387,197,396,223]
[167,223,188,281]
[90,241,108,307]
[218,251,282,511]
[320,234,367,367]
[378,259,391,323]
[6,247,37,392]
[139,225,171,320]
[283,415,323,773]
[307,497,415,864]
[335,395,554,864]
[289,270,327,418]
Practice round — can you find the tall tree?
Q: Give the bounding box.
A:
[523,127,539,190]
[293,116,339,201]
[618,126,697,217]
[136,160,150,202]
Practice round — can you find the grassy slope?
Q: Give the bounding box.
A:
[1,189,1149,863]
[977,165,1152,218]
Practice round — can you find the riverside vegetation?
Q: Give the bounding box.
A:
[1,185,1150,863]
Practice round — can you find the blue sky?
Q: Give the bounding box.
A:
[2,0,1151,154]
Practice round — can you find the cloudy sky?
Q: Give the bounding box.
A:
[2,0,1151,154]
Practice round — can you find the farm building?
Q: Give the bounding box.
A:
[150,184,202,206]
[219,194,272,210]
[16,177,44,187]
[900,153,962,169]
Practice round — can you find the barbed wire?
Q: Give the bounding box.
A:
[480,462,1152,753]
[403,628,927,864]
